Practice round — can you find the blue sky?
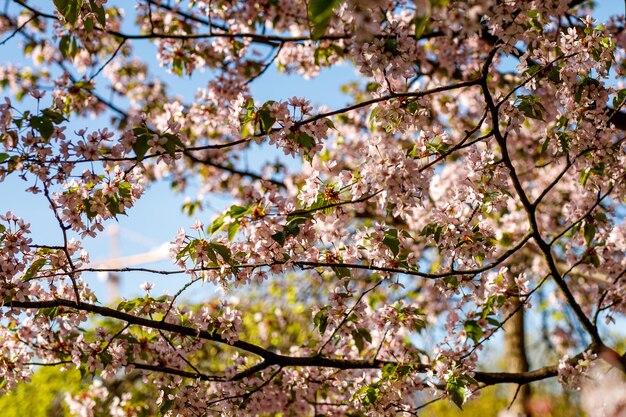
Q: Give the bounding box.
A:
[0,1,360,302]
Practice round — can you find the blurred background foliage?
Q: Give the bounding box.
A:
[0,276,596,417]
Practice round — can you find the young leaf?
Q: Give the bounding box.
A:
[132,132,151,161]
[30,116,54,140]
[382,229,400,256]
[54,0,84,26]
[313,307,329,334]
[227,222,240,241]
[23,258,47,281]
[464,320,483,344]
[89,0,106,26]
[206,214,225,235]
[309,0,342,40]
[210,242,232,262]
[271,231,286,246]
[583,222,596,246]
[446,376,467,410]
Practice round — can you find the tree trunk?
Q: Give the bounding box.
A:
[503,298,531,416]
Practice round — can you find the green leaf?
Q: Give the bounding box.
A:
[382,229,400,256]
[229,205,250,217]
[313,307,329,334]
[83,198,96,220]
[323,118,335,130]
[499,232,513,248]
[42,109,66,124]
[421,222,445,243]
[182,200,201,216]
[412,317,426,332]
[89,0,106,26]
[308,0,342,40]
[118,181,132,199]
[0,224,5,233]
[271,231,286,246]
[331,265,351,278]
[590,252,600,267]
[540,136,551,156]
[162,133,184,156]
[613,89,626,109]
[352,330,365,352]
[105,194,126,218]
[59,35,73,58]
[523,63,542,77]
[575,77,600,104]
[158,399,174,417]
[173,57,184,76]
[205,246,218,264]
[40,307,62,318]
[414,0,433,38]
[30,116,54,140]
[381,363,397,381]
[583,222,596,246]
[227,222,240,241]
[285,217,307,237]
[0,153,9,163]
[369,106,378,131]
[365,386,379,406]
[72,80,94,90]
[208,214,227,235]
[464,320,483,344]
[353,327,372,351]
[239,98,256,137]
[23,258,47,281]
[289,131,316,150]
[209,242,231,262]
[176,240,193,261]
[99,351,113,366]
[446,376,467,410]
[397,364,413,377]
[54,0,83,26]
[487,317,500,327]
[580,168,591,186]
[84,15,94,32]
[516,95,546,121]
[286,210,313,222]
[414,15,429,38]
[257,108,275,132]
[132,130,151,161]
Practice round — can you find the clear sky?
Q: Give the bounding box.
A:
[0,0,360,303]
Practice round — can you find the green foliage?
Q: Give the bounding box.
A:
[132,127,183,161]
[0,366,81,417]
[29,108,66,141]
[516,95,546,121]
[414,3,431,38]
[356,363,415,408]
[445,373,476,409]
[422,386,508,417]
[308,0,342,39]
[208,204,254,236]
[414,0,449,38]
[422,384,586,417]
[59,35,78,58]
[22,257,47,281]
[54,0,83,26]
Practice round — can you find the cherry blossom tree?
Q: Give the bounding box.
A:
[1,0,626,416]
